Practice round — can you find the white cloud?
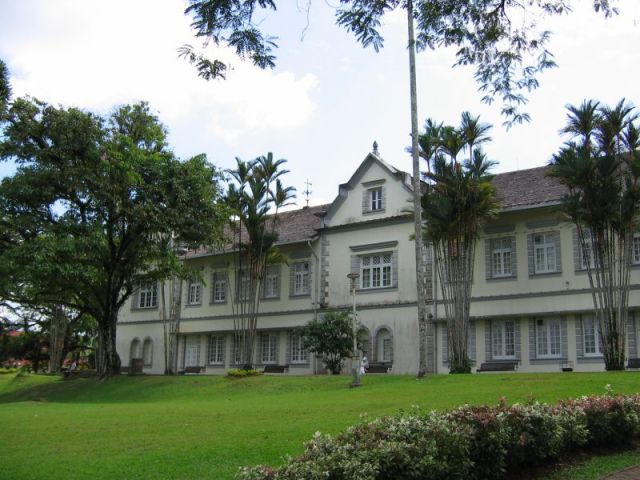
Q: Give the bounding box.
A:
[1,0,318,143]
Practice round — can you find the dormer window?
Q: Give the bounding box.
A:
[370,187,383,211]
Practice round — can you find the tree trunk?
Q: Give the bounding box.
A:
[96,312,120,378]
[407,0,432,378]
[48,306,68,374]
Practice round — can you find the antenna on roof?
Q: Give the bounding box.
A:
[303,178,312,208]
[372,141,379,156]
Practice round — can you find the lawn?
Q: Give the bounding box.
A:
[1,372,639,480]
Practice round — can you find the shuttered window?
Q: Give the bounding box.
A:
[360,253,392,289]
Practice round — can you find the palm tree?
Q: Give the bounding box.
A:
[422,124,498,373]
[226,154,295,368]
[549,99,640,370]
[460,112,492,165]
[0,59,10,119]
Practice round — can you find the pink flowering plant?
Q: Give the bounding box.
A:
[237,390,640,480]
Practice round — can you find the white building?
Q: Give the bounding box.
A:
[116,150,640,374]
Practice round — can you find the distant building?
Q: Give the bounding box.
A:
[116,150,640,374]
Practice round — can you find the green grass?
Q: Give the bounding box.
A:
[1,372,639,480]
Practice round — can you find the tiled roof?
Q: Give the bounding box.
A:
[184,165,565,258]
[184,204,327,258]
[491,165,566,210]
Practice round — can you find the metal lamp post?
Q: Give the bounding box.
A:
[346,272,361,387]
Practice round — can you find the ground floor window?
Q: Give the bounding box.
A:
[261,334,278,364]
[582,316,602,356]
[290,334,307,363]
[376,328,393,362]
[142,338,153,366]
[208,335,225,365]
[492,320,515,359]
[535,318,562,358]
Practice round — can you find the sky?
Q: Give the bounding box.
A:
[0,0,639,208]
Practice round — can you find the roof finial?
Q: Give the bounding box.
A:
[372,140,379,156]
[303,178,312,208]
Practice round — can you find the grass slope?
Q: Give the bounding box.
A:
[1,372,639,480]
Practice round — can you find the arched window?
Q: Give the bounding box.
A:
[142,338,153,367]
[375,328,393,363]
[357,327,371,361]
[130,338,142,360]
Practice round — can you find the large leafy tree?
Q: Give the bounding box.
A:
[182,0,617,377]
[225,153,295,367]
[421,113,498,373]
[297,311,355,375]
[548,99,640,370]
[0,100,226,377]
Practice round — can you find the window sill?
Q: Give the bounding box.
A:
[185,303,202,308]
[261,296,281,301]
[289,293,311,298]
[356,286,398,294]
[363,209,386,216]
[529,271,562,277]
[209,301,227,305]
[487,275,517,282]
[132,306,158,311]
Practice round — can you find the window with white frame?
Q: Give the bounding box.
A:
[360,253,392,289]
[535,318,562,358]
[208,335,225,364]
[492,320,516,359]
[376,328,393,362]
[142,338,153,366]
[292,262,310,296]
[580,236,597,270]
[582,316,602,356]
[491,238,513,277]
[633,233,640,265]
[263,265,280,299]
[188,279,202,305]
[290,334,307,363]
[261,334,278,364]
[138,283,157,308]
[370,187,383,211]
[533,233,557,274]
[237,271,251,301]
[212,272,226,303]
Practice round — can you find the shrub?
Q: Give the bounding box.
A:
[0,367,17,374]
[227,369,262,378]
[237,391,640,480]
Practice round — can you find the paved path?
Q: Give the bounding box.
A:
[602,465,640,479]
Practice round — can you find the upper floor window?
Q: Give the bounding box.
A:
[263,265,280,299]
[188,279,202,305]
[291,261,310,296]
[490,237,513,278]
[237,271,251,301]
[535,318,562,358]
[361,253,392,289]
[211,272,227,303]
[370,187,383,211]
[138,283,157,308]
[579,235,597,270]
[533,232,558,274]
[362,184,385,214]
[633,233,640,265]
[582,316,602,357]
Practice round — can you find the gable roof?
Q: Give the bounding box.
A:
[324,152,413,220]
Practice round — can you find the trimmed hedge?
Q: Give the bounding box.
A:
[237,391,640,480]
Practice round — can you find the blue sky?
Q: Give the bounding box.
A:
[0,0,639,206]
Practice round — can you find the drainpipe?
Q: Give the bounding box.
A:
[307,239,320,375]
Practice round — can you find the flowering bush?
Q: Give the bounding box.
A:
[226,369,262,378]
[237,391,640,480]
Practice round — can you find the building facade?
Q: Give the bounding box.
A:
[116,151,640,375]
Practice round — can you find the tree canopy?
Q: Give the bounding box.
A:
[0,99,226,377]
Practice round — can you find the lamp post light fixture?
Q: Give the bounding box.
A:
[346,272,361,388]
